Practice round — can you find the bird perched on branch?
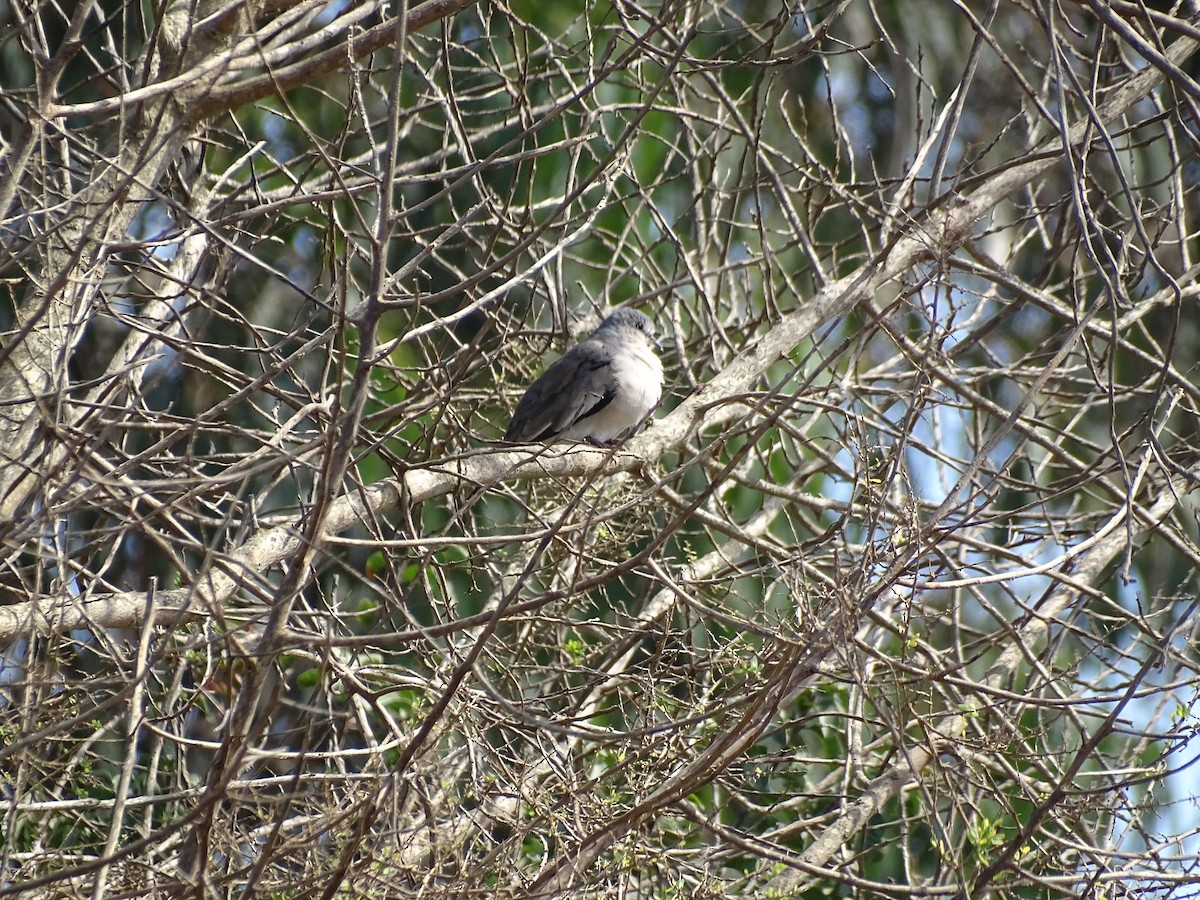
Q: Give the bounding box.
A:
[504,309,664,446]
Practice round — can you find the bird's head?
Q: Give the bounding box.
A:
[597,309,661,350]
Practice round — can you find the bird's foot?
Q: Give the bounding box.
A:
[586,437,618,449]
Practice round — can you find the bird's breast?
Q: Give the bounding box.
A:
[614,344,664,414]
[563,342,663,442]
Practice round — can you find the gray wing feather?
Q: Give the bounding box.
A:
[504,338,618,442]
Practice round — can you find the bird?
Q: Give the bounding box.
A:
[504,309,664,446]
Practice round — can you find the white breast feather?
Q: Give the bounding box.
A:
[561,338,662,442]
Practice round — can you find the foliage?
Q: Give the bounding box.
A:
[1,0,1199,897]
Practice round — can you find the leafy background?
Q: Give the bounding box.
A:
[1,0,1199,896]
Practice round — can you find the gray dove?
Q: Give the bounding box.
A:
[504,309,664,445]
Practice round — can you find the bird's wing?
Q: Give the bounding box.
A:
[504,338,619,442]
